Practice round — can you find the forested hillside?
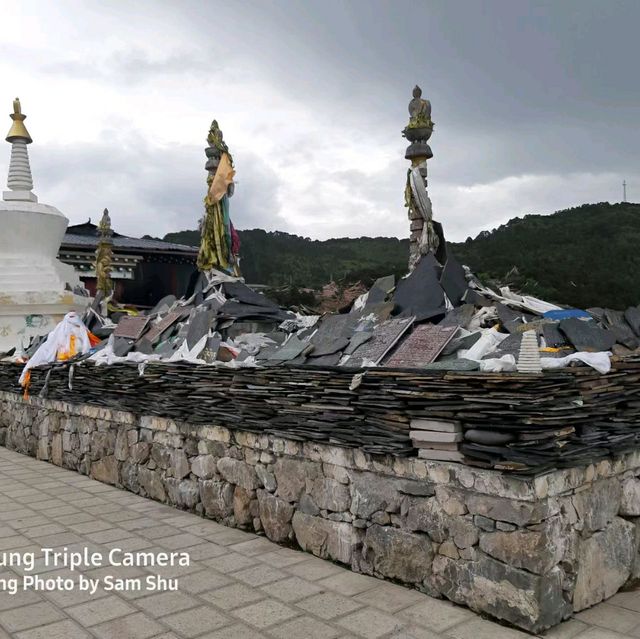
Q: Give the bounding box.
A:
[164,202,640,309]
[164,229,409,289]
[451,202,640,308]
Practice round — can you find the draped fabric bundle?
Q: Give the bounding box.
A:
[197,152,240,275]
[19,312,99,396]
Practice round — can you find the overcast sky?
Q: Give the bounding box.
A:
[0,0,637,242]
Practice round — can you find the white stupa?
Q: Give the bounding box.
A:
[0,98,88,354]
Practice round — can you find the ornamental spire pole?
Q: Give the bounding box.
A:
[402,85,446,270]
[4,98,37,203]
[197,120,241,276]
[95,208,114,302]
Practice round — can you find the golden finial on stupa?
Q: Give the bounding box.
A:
[6,97,32,144]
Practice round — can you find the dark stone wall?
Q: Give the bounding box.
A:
[3,391,640,632]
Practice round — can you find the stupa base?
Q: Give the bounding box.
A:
[0,290,89,354]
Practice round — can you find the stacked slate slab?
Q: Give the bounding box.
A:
[410,419,464,462]
[3,351,640,475]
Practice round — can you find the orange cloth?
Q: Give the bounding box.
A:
[22,371,31,399]
[57,334,77,361]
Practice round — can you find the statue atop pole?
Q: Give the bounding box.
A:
[402,86,446,270]
[95,208,114,301]
[197,120,241,276]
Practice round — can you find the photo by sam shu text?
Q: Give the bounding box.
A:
[0,547,190,595]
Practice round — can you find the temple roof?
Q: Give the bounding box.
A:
[63,222,198,255]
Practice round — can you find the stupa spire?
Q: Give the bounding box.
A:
[4,97,37,203]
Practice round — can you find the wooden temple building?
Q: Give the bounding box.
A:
[58,221,198,308]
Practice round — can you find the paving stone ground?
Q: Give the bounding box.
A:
[0,447,638,639]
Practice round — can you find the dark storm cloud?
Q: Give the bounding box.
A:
[2,0,638,241]
[220,0,640,185]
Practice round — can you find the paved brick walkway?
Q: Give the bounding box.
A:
[0,448,637,639]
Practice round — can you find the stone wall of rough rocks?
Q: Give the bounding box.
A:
[2,390,640,633]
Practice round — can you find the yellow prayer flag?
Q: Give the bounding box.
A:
[208,152,235,203]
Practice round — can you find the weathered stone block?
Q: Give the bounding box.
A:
[114,427,129,461]
[130,442,150,464]
[298,494,320,516]
[90,430,115,460]
[466,493,558,526]
[572,478,621,533]
[138,467,166,502]
[183,437,198,456]
[244,448,260,465]
[62,430,73,452]
[234,431,259,448]
[165,478,200,509]
[233,486,253,526]
[435,486,467,516]
[573,517,635,610]
[362,524,433,582]
[323,463,350,484]
[151,444,171,470]
[258,489,294,542]
[51,433,63,466]
[260,451,275,464]
[433,554,568,633]
[198,439,227,457]
[351,472,402,519]
[255,464,276,492]
[449,516,478,549]
[310,477,351,512]
[371,511,390,525]
[120,460,139,493]
[620,478,640,517]
[200,479,234,519]
[217,457,259,490]
[191,455,217,479]
[171,449,190,479]
[474,515,495,531]
[399,479,435,497]
[479,515,565,574]
[439,540,459,559]
[90,456,118,485]
[292,511,361,565]
[275,458,321,502]
[405,497,448,542]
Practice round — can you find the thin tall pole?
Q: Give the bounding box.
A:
[623,180,627,202]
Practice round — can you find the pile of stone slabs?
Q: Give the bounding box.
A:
[410,419,465,462]
[66,245,640,377]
